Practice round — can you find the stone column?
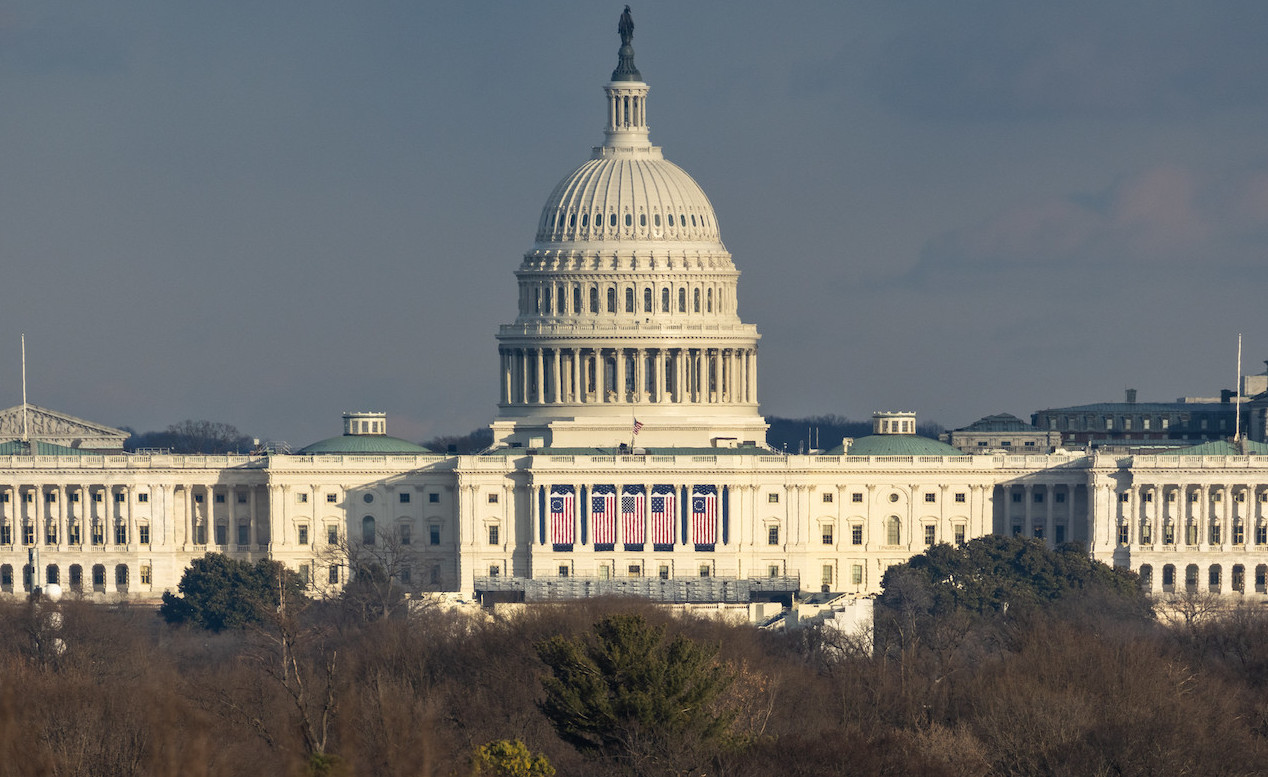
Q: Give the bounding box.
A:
[595,349,606,403]
[552,349,562,403]
[534,348,544,404]
[615,348,627,403]
[1023,484,1034,538]
[711,350,721,403]
[654,350,666,403]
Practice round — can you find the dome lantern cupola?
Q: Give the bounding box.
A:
[603,6,650,149]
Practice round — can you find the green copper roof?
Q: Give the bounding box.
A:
[825,434,964,457]
[297,435,431,455]
[0,440,92,456]
[1155,439,1268,456]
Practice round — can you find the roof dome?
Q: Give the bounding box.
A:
[297,412,431,455]
[534,150,722,245]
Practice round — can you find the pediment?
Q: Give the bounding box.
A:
[0,404,128,442]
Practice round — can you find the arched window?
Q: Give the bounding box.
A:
[1162,564,1175,589]
[581,213,588,227]
[542,287,551,315]
[1185,564,1199,592]
[362,516,376,545]
[640,213,646,227]
[69,564,82,591]
[1138,564,1153,590]
[606,287,616,313]
[1233,564,1245,592]
[568,213,575,228]
[92,564,106,589]
[46,564,58,585]
[609,213,617,227]
[668,213,675,227]
[590,287,599,314]
[625,288,634,313]
[886,517,901,546]
[1209,565,1222,592]
[691,214,697,226]
[115,564,129,587]
[643,288,652,313]
[661,288,670,312]
[0,564,11,590]
[654,213,661,227]
[706,288,713,312]
[624,213,632,227]
[693,288,701,312]
[678,288,686,312]
[573,286,581,314]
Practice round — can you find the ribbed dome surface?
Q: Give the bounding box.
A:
[535,149,721,244]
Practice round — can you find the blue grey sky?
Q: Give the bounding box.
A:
[2,1,1266,446]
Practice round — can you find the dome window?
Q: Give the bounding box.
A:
[680,213,686,226]
[569,214,576,228]
[607,288,616,313]
[572,286,581,314]
[625,213,632,227]
[661,288,670,312]
[678,288,686,312]
[590,287,599,313]
[610,213,617,227]
[707,288,713,312]
[581,214,589,227]
[691,215,697,226]
[639,214,646,227]
[654,214,661,227]
[625,288,635,313]
[693,288,701,313]
[667,214,674,227]
[643,288,652,313]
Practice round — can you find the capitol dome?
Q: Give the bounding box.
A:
[534,151,722,245]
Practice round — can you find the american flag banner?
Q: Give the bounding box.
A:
[691,485,718,545]
[651,484,676,545]
[591,485,617,545]
[632,418,644,435]
[549,485,576,545]
[621,486,646,544]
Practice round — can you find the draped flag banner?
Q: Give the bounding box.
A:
[621,485,646,545]
[591,485,617,546]
[651,484,676,546]
[691,485,718,545]
[549,485,576,545]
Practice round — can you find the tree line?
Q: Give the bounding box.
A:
[2,538,1267,776]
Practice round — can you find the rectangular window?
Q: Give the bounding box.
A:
[297,493,308,504]
[1211,525,1222,544]
[1143,418,1151,430]
[237,494,247,504]
[45,524,57,545]
[327,526,339,545]
[954,525,966,546]
[1001,440,1011,447]
[400,525,411,545]
[767,526,779,545]
[399,493,410,504]
[326,493,338,503]
[1234,524,1245,545]
[1023,441,1035,447]
[428,493,440,503]
[0,493,7,503]
[115,524,128,545]
[1118,524,1129,545]
[68,524,80,545]
[924,525,936,545]
[1163,524,1174,545]
[237,524,249,545]
[1120,493,1130,503]
[69,492,79,503]
[115,493,126,503]
[45,492,56,503]
[822,527,833,545]
[768,564,780,578]
[698,564,711,578]
[488,526,499,545]
[139,525,150,545]
[851,564,863,585]
[954,493,966,503]
[0,524,9,545]
[1257,525,1267,545]
[430,565,441,585]
[924,493,936,503]
[821,565,833,587]
[767,493,779,504]
[852,493,863,503]
[822,492,833,503]
[298,564,310,584]
[557,565,569,577]
[659,565,670,580]
[23,524,34,545]
[1011,493,1022,503]
[430,525,440,545]
[94,492,104,503]
[1056,492,1066,503]
[328,565,340,584]
[400,566,412,584]
[852,525,863,545]
[215,524,227,545]
[489,565,501,578]
[1236,492,1246,504]
[215,494,225,504]
[488,493,499,504]
[627,564,641,577]
[1034,492,1044,504]
[298,525,309,545]
[140,566,152,585]
[92,523,104,546]
[137,493,148,503]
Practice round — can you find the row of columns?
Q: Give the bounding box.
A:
[1000,483,1077,546]
[520,282,732,317]
[500,346,756,406]
[1116,483,1267,552]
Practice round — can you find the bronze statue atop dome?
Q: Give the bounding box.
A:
[611,5,641,81]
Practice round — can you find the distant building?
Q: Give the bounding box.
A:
[1032,389,1239,450]
[942,413,1062,454]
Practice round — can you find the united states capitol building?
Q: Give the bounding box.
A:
[3,12,1268,606]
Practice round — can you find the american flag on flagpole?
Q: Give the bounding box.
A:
[651,485,676,545]
[549,486,575,545]
[591,485,617,545]
[632,418,644,435]
[621,486,646,544]
[691,486,718,545]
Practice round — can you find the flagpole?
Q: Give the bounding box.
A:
[1234,333,1243,442]
[21,334,28,443]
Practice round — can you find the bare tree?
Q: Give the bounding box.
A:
[317,525,424,623]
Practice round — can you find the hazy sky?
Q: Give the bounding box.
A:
[3,1,1267,446]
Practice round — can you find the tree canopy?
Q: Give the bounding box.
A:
[160,553,307,631]
[535,613,734,774]
[125,420,255,454]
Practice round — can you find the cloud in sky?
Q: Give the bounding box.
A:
[0,1,1265,444]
